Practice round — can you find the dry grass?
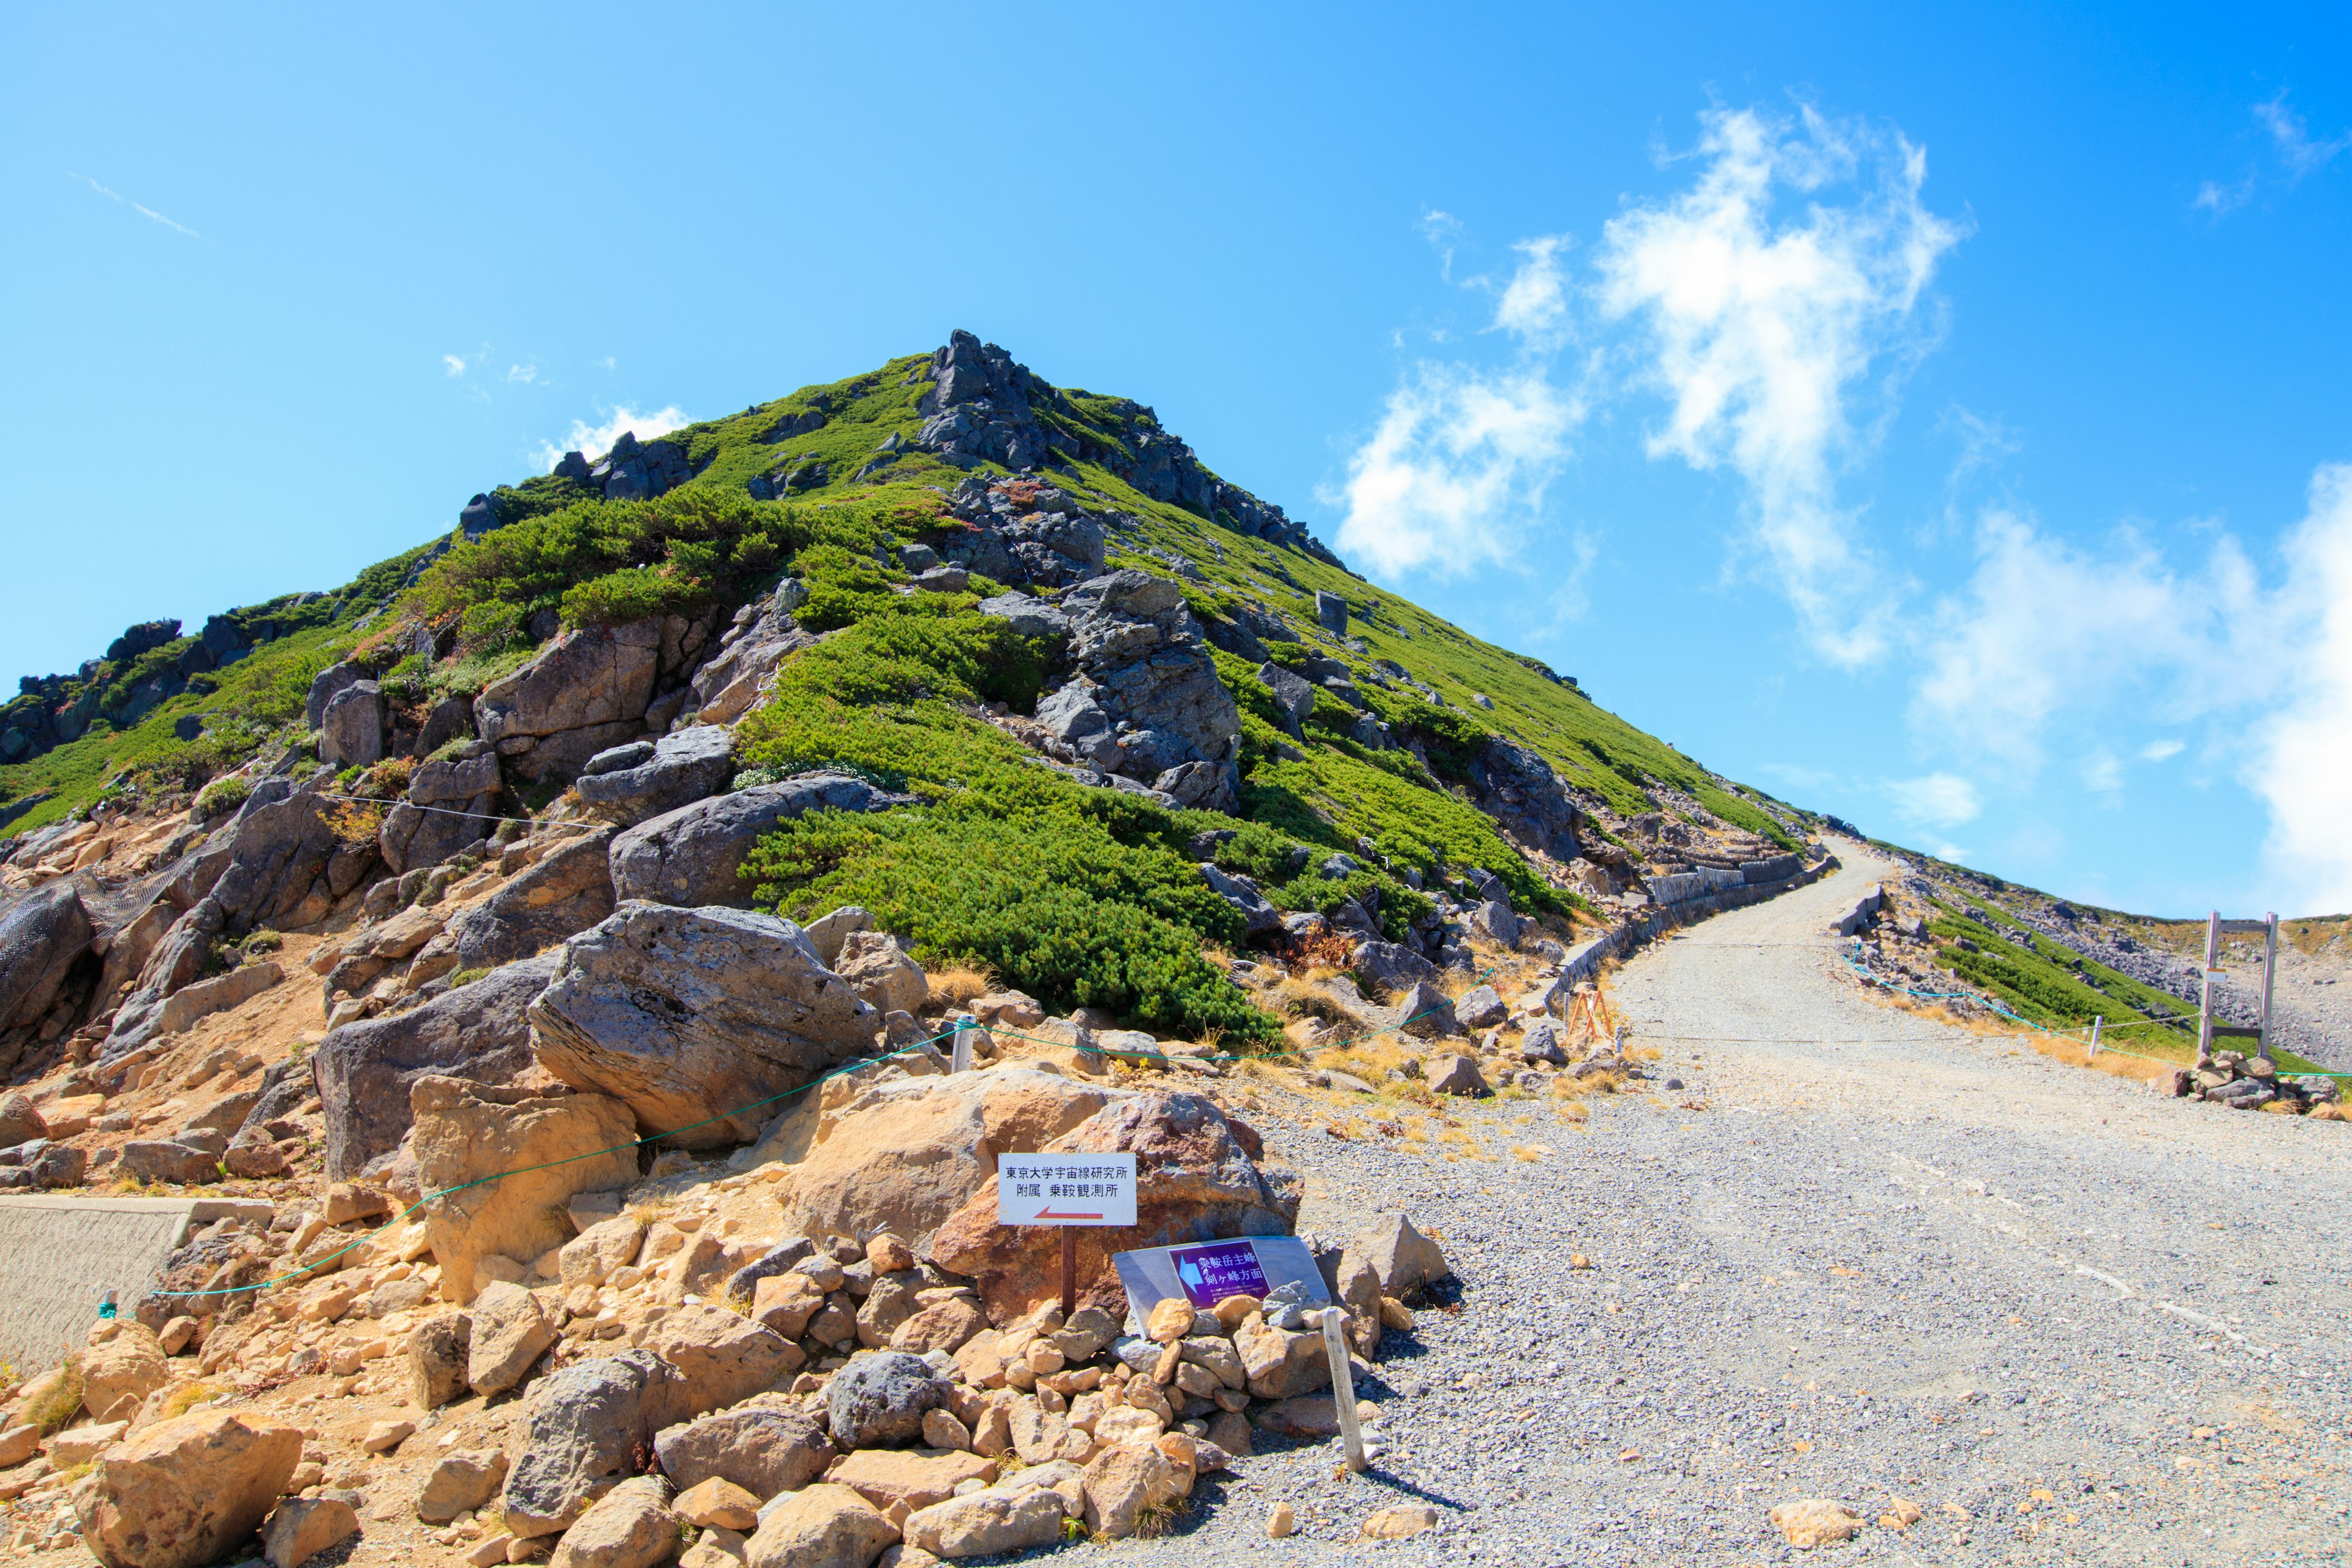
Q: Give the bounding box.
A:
[922,966,995,1011]
[23,1355,83,1434]
[157,1379,228,1420]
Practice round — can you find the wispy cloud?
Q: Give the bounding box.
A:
[1888,771,1981,830]
[2193,175,2256,216]
[2140,738,2185,761]
[2256,91,2352,177]
[532,405,690,472]
[67,171,202,238]
[1490,235,1573,347]
[443,355,468,377]
[1594,105,1964,665]
[2247,465,2352,913]
[507,364,539,385]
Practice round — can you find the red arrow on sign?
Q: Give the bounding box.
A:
[1034,1207,1104,1221]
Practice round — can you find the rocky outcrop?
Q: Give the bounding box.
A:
[0,883,93,1072]
[410,1075,640,1302]
[930,1091,1302,1322]
[1031,571,1241,812]
[315,953,559,1179]
[1198,864,1280,939]
[379,748,502,873]
[686,581,812,726]
[576,728,736,826]
[528,902,881,1148]
[317,681,385,768]
[934,477,1107,589]
[1462,737,1584,862]
[608,774,912,909]
[475,622,662,785]
[445,828,616,971]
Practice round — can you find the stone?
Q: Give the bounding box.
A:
[1314,590,1348,634]
[750,1274,826,1339]
[575,728,736,827]
[1351,940,1442,997]
[827,1352,950,1450]
[1452,984,1506,1030]
[119,1139,222,1186]
[0,1423,37,1468]
[742,1488,899,1568]
[900,1484,1064,1559]
[528,902,880,1148]
[1350,1213,1452,1295]
[306,660,372,729]
[1253,1394,1341,1439]
[1232,1317,1329,1401]
[502,1352,691,1539]
[1145,1299,1196,1344]
[1519,1018,1567,1065]
[833,932,929,1016]
[654,1395,835,1499]
[318,680,386,768]
[262,1495,360,1568]
[379,750,504,873]
[76,1410,301,1568]
[447,829,619,973]
[609,775,911,910]
[405,1311,473,1409]
[1769,1498,1863,1548]
[49,1421,129,1466]
[1197,864,1280,938]
[1357,1505,1437,1540]
[0,884,93,1057]
[1079,1441,1188,1539]
[1425,1054,1485,1097]
[675,1479,760,1532]
[1207,1411,1252,1459]
[889,1298,986,1355]
[930,1091,1300,1324]
[799,907,874,968]
[0,1091,47,1150]
[1254,663,1319,728]
[468,1282,557,1396]
[679,1529,747,1568]
[1393,980,1460,1038]
[410,1076,639,1303]
[362,1418,417,1454]
[1266,1501,1295,1537]
[560,1216,647,1289]
[315,953,562,1180]
[920,1410,972,1453]
[644,1305,795,1416]
[548,1476,678,1568]
[82,1323,168,1423]
[829,1450,997,1515]
[418,1450,511,1523]
[475,623,660,763]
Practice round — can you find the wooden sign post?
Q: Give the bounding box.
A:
[997,1153,1137,1317]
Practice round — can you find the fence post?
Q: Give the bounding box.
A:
[2088,1016,2102,1063]
[1319,1307,1368,1472]
[2260,913,2278,1066]
[2197,911,2220,1067]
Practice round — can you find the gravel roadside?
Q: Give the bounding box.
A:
[1121,846,2352,1567]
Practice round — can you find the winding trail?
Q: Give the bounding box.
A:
[1131,846,2352,1567]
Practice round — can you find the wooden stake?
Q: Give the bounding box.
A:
[2197,911,2220,1066]
[1320,1307,1368,1472]
[1058,1227,1077,1319]
[2089,1015,2102,1063]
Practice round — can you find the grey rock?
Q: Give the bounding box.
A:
[1319,853,1360,878]
[1472,898,1521,948]
[120,1139,220,1185]
[314,953,560,1179]
[1453,984,1506,1031]
[474,620,662,777]
[0,884,93,1047]
[974,593,1071,641]
[306,661,373,730]
[1199,864,1280,938]
[721,1239,814,1305]
[1520,1018,1567,1065]
[502,1351,691,1539]
[1463,738,1585,862]
[1394,980,1461,1039]
[318,682,386,769]
[609,774,913,910]
[1257,663,1319,728]
[575,726,736,826]
[446,828,616,971]
[380,751,502,874]
[653,1394,836,1496]
[799,907,873,969]
[1352,940,1442,997]
[908,565,970,594]
[582,742,655,777]
[527,902,881,1148]
[826,1351,949,1449]
[1425,1055,1485,1097]
[1314,590,1348,634]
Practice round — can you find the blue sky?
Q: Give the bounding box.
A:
[5,3,2348,917]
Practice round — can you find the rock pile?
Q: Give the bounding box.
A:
[2162,1050,2345,1117]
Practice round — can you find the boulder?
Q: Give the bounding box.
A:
[902,1485,1065,1558]
[1425,1055,1485,1097]
[409,1076,639,1303]
[119,1138,221,1186]
[800,907,874,968]
[0,1091,47,1150]
[643,1305,795,1416]
[529,902,881,1148]
[560,1215,647,1288]
[1255,663,1318,728]
[931,1091,1302,1322]
[467,1281,558,1396]
[827,1352,949,1450]
[317,680,386,768]
[576,727,737,826]
[779,1069,1115,1252]
[832,932,928,1015]
[1313,589,1348,633]
[674,1478,760,1532]
[306,661,371,729]
[475,622,662,780]
[261,1495,358,1568]
[1352,940,1441,998]
[1519,1019,1566,1065]
[443,827,618,973]
[742,1483,897,1568]
[1198,864,1280,938]
[889,1297,986,1355]
[550,1476,679,1568]
[417,1449,510,1523]
[502,1351,691,1539]
[828,1450,997,1516]
[1452,984,1506,1031]
[1392,980,1459,1038]
[379,750,503,873]
[1079,1441,1189,1539]
[77,1409,301,1568]
[654,1395,835,1498]
[314,952,560,1180]
[609,774,913,909]
[404,1311,473,1410]
[0,883,92,1047]
[82,1324,168,1422]
[1349,1213,1452,1295]
[1232,1317,1330,1401]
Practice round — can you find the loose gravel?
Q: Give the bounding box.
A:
[1123,848,2352,1567]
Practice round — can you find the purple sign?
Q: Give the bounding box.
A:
[1168,1240,1271,1307]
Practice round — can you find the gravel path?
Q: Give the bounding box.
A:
[1125,846,2352,1567]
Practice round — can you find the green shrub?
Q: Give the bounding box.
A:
[194,775,252,816]
[560,565,703,627]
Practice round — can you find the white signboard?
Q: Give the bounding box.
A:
[997,1153,1137,1227]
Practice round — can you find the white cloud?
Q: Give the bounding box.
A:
[2193,176,2255,216]
[2247,464,2352,913]
[1419,209,1464,281]
[532,404,690,472]
[1888,771,1980,830]
[2079,750,2124,795]
[443,355,467,377]
[507,364,538,384]
[1491,235,1573,347]
[2256,91,2351,178]
[1328,366,1580,576]
[1594,105,1963,665]
[2141,738,2185,761]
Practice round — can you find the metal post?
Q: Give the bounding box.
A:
[2260,913,2278,1066]
[2197,911,2220,1066]
[951,1022,976,1074]
[2089,1016,2102,1063]
[1610,1023,1624,1060]
[1058,1228,1077,1319]
[1319,1308,1368,1472]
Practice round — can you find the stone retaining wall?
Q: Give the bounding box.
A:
[0,1195,270,1375]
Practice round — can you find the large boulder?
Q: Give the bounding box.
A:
[503,1351,690,1539]
[1352,939,1442,998]
[528,902,880,1148]
[0,882,92,1060]
[777,1068,1116,1251]
[475,622,660,750]
[608,774,912,909]
[82,1324,168,1422]
[317,681,385,768]
[314,953,559,1180]
[379,750,502,874]
[1197,864,1279,938]
[1463,737,1583,861]
[549,1476,677,1568]
[654,1395,835,1498]
[826,1352,948,1449]
[576,728,736,826]
[410,1075,639,1302]
[445,828,617,971]
[0,1091,46,1150]
[641,1305,795,1415]
[931,1091,1302,1322]
[831,931,927,1015]
[306,662,372,729]
[467,1281,558,1397]
[742,1483,897,1568]
[902,1484,1066,1559]
[77,1409,301,1568]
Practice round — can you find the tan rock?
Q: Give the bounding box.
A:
[1204,1411,1251,1459]
[410,1075,639,1304]
[405,1311,473,1409]
[966,1402,1012,1458]
[82,1323,168,1423]
[675,1478,761,1532]
[1879,1496,1924,1529]
[834,933,929,1016]
[470,1537,517,1567]
[49,1422,129,1466]
[1145,1298,1195,1344]
[1770,1498,1863,1548]
[643,1305,795,1417]
[1232,1315,1329,1401]
[418,1449,510,1523]
[550,1476,679,1568]
[263,1496,359,1568]
[679,1527,748,1568]
[0,1423,39,1468]
[900,1483,1066,1559]
[468,1282,557,1397]
[864,1234,916,1274]
[1207,1294,1259,1330]
[1357,1504,1436,1540]
[158,1317,200,1357]
[742,1482,899,1568]
[323,1182,393,1227]
[560,1217,647,1288]
[1266,1501,1295,1537]
[750,1275,826,1340]
[828,1449,997,1515]
[1091,1408,1162,1447]
[889,1298,985,1356]
[78,1409,301,1568]
[361,1419,416,1455]
[1078,1441,1189,1539]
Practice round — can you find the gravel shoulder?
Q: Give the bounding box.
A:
[1125,846,2352,1567]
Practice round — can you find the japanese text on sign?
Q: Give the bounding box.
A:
[997,1153,1137,1227]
